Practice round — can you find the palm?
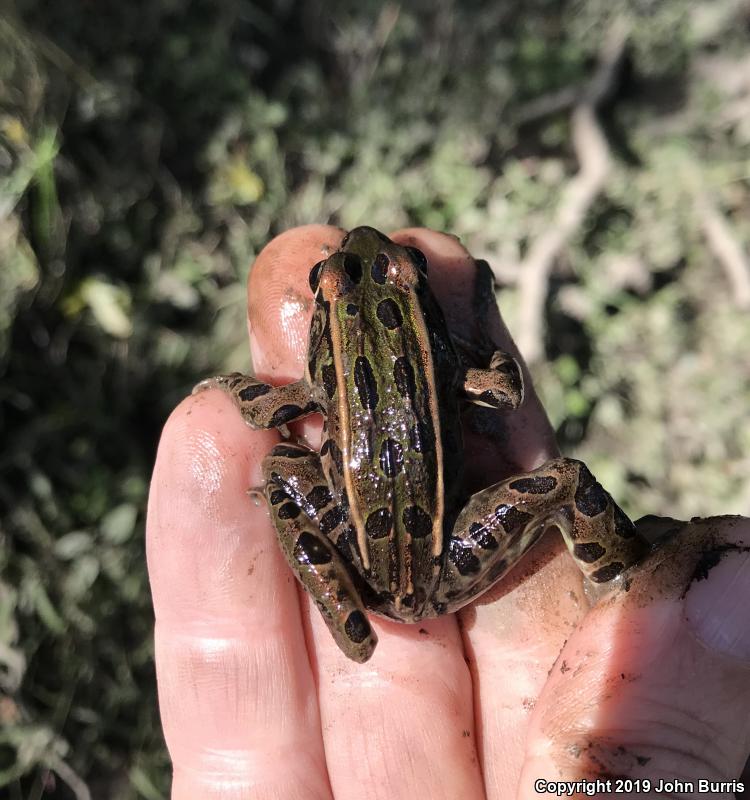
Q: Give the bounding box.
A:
[148,226,750,799]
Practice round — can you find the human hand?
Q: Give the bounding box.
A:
[147,226,750,799]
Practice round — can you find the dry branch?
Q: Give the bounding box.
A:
[515,22,628,364]
[696,192,750,310]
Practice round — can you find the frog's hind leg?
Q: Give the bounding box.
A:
[194,373,319,429]
[263,442,377,663]
[434,458,649,613]
[460,350,524,410]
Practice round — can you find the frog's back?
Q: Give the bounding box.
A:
[309,227,461,616]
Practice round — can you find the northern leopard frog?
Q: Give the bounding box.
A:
[195,226,648,662]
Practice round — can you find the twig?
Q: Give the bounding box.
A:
[515,21,629,364]
[515,84,583,126]
[696,192,750,310]
[45,754,92,800]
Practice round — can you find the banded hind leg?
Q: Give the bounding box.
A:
[434,458,650,613]
[263,442,377,663]
[194,372,320,429]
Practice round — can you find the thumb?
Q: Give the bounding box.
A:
[518,516,750,798]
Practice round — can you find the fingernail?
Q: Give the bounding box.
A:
[685,546,750,661]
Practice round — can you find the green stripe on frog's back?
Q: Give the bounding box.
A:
[322,231,445,609]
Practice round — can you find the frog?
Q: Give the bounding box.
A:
[194,226,648,662]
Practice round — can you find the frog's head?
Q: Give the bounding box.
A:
[308,226,429,304]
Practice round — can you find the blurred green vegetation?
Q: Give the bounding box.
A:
[1,1,749,796]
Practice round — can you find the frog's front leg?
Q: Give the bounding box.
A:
[434,458,650,613]
[194,372,319,428]
[262,442,377,663]
[460,350,524,410]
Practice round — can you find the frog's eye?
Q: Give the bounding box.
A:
[406,246,428,275]
[309,260,325,293]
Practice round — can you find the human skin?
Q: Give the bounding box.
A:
[147,226,750,800]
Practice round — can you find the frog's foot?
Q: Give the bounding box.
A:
[434,458,650,612]
[194,372,319,429]
[263,442,377,663]
[460,349,524,410]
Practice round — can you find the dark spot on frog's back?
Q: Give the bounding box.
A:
[371,253,389,284]
[343,253,363,284]
[344,610,371,643]
[294,531,332,565]
[346,303,359,316]
[379,438,404,477]
[366,507,392,539]
[409,422,433,453]
[508,475,558,495]
[402,505,432,538]
[393,357,416,399]
[376,298,403,329]
[321,364,337,399]
[354,356,379,410]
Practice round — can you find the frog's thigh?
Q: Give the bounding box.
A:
[263,442,377,663]
[194,373,318,428]
[461,350,524,410]
[435,458,649,612]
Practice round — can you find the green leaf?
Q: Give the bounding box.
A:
[101,504,138,545]
[54,531,93,560]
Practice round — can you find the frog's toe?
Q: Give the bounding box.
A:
[461,350,524,410]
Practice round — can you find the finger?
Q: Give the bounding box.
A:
[147,393,333,799]
[248,225,487,798]
[391,230,590,796]
[519,516,750,797]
